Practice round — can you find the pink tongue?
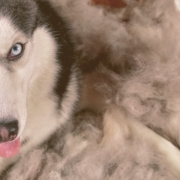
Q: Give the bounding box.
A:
[0,138,20,158]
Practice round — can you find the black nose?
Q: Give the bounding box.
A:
[0,119,18,143]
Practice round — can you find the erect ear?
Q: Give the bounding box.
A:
[91,0,127,8]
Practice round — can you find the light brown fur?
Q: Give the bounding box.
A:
[52,0,180,146]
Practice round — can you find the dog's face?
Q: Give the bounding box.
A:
[0,17,33,136]
[0,0,37,150]
[0,0,58,158]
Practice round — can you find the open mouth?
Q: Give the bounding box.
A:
[0,119,21,158]
[0,138,20,158]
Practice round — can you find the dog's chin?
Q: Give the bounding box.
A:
[0,137,20,159]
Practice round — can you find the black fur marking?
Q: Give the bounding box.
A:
[33,157,47,180]
[0,163,15,180]
[42,124,69,157]
[148,163,160,172]
[0,0,37,36]
[61,169,69,178]
[104,163,118,177]
[21,138,29,146]
[36,0,78,108]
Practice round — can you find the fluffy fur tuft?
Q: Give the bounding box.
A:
[51,0,180,146]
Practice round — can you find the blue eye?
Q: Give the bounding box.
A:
[11,44,22,56]
[8,43,25,61]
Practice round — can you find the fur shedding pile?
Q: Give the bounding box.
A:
[3,0,180,179]
[52,0,180,146]
[3,110,180,179]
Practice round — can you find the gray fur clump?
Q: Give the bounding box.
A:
[53,0,180,147]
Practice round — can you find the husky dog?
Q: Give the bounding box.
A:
[1,0,180,179]
[0,0,80,173]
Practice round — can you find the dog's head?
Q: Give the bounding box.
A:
[0,0,58,158]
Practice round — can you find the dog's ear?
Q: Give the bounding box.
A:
[91,0,127,8]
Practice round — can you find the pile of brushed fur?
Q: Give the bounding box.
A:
[3,0,180,179]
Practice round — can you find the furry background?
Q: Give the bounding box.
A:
[2,0,180,179]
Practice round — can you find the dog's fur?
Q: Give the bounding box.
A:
[1,0,180,179]
[0,0,80,175]
[53,0,180,144]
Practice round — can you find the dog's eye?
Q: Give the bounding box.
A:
[7,43,25,61]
